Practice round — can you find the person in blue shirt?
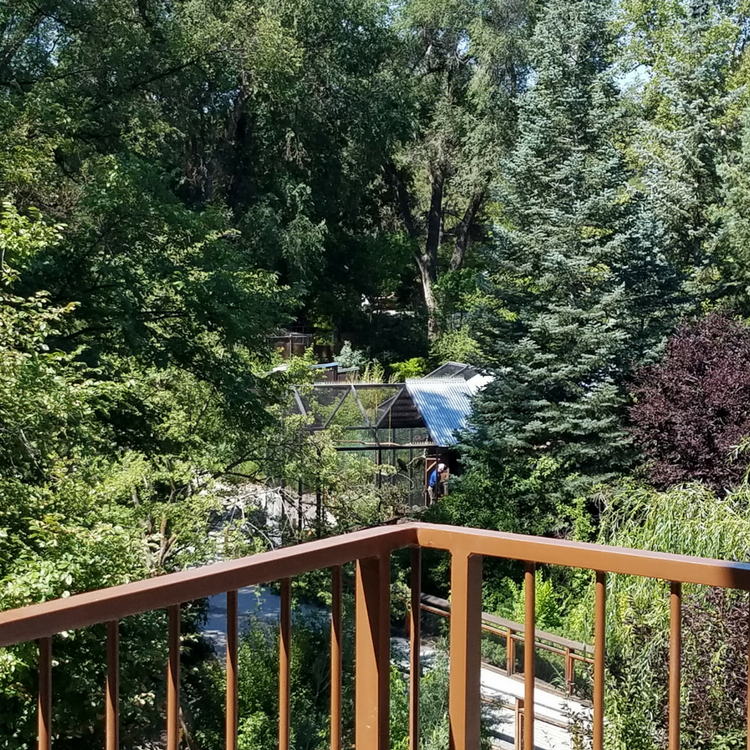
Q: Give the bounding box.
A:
[427,462,446,504]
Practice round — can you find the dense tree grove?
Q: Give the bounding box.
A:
[4,0,750,747]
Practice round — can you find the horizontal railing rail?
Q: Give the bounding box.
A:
[421,592,591,652]
[0,524,414,647]
[1,521,750,750]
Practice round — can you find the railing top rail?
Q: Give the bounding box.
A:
[416,524,750,590]
[0,524,416,648]
[3,521,750,648]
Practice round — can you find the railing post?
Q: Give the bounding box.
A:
[669,581,681,750]
[448,551,482,750]
[523,563,535,750]
[569,656,575,693]
[167,605,180,750]
[38,637,51,750]
[514,698,524,750]
[747,592,750,750]
[594,571,606,750]
[331,566,343,750]
[106,621,119,750]
[356,555,390,750]
[226,590,238,750]
[279,578,291,750]
[409,547,421,750]
[507,628,515,676]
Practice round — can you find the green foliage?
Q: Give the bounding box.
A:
[190,608,460,750]
[597,482,750,619]
[336,341,368,370]
[564,481,750,749]
[0,197,280,746]
[391,648,492,750]
[429,326,480,365]
[389,357,427,381]
[190,612,342,750]
[719,106,750,311]
[5,0,750,747]
[618,0,746,305]
[458,0,683,534]
[504,577,564,633]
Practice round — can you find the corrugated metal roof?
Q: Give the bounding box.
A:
[406,377,487,447]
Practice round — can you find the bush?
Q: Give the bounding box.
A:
[630,314,750,491]
[680,589,748,749]
[336,341,368,370]
[389,358,427,381]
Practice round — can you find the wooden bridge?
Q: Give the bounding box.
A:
[418,593,593,697]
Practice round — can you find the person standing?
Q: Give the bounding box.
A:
[427,462,447,504]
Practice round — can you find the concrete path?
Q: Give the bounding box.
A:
[203,586,326,649]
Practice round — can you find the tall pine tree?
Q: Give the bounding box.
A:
[454,0,682,534]
[622,0,746,305]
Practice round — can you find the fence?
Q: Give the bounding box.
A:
[419,592,593,695]
[1,522,750,750]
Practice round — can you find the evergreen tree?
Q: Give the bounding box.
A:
[720,106,750,307]
[621,0,746,305]
[455,0,682,532]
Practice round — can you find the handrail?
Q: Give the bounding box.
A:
[3,521,750,750]
[416,523,750,589]
[5,521,750,648]
[0,523,414,647]
[420,592,591,652]
[419,593,593,697]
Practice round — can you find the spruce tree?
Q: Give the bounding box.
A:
[622,0,744,305]
[720,106,750,307]
[456,0,682,532]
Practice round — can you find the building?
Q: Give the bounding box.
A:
[289,363,491,503]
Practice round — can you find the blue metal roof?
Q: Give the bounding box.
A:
[406,377,487,447]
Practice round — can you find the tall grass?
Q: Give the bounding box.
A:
[573,481,750,750]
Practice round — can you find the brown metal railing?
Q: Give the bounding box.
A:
[1,522,750,750]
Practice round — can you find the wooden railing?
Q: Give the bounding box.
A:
[419,593,593,695]
[1,522,750,750]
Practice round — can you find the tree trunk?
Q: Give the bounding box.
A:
[450,187,485,272]
[416,251,441,341]
[417,167,444,341]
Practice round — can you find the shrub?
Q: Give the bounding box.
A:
[680,589,748,749]
[389,358,427,381]
[571,481,750,750]
[337,341,368,370]
[630,314,750,491]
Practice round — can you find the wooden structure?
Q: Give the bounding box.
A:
[270,330,313,359]
[419,593,593,696]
